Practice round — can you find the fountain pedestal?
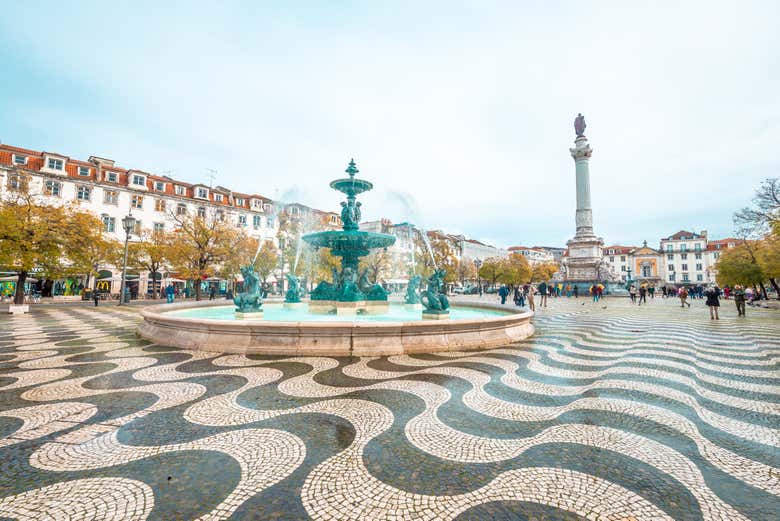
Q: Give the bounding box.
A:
[235,311,263,320]
[283,302,304,310]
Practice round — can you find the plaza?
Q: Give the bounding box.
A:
[0,296,778,520]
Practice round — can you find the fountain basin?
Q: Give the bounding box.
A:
[136,300,534,356]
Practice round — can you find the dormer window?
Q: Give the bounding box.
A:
[78,166,90,176]
[214,193,223,202]
[252,199,262,209]
[154,181,165,192]
[236,197,244,206]
[13,154,26,165]
[106,172,118,183]
[196,187,209,199]
[175,185,186,196]
[132,174,146,187]
[47,158,64,171]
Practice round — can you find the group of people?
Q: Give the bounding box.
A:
[677,284,749,318]
[628,284,654,305]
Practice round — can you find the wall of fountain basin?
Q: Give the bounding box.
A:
[136,299,534,356]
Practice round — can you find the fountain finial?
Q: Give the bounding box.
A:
[345,159,359,178]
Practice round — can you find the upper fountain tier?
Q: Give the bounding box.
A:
[329,159,374,199]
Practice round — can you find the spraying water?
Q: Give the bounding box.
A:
[419,228,437,270]
[293,233,304,273]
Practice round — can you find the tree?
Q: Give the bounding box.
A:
[532,262,559,282]
[755,232,780,298]
[66,229,122,291]
[716,243,765,289]
[734,178,780,236]
[497,254,532,286]
[253,241,279,284]
[478,257,504,288]
[456,256,477,285]
[360,249,392,283]
[165,208,239,300]
[310,248,342,283]
[0,177,103,304]
[128,229,169,299]
[217,232,258,290]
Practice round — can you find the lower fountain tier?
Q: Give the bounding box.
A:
[308,300,389,315]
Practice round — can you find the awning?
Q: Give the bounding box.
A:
[163,278,186,283]
[97,275,140,281]
[0,276,39,282]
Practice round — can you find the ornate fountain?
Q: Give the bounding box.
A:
[303,160,397,314]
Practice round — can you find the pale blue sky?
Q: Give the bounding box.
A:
[1,1,778,248]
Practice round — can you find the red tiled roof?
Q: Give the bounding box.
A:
[666,230,703,240]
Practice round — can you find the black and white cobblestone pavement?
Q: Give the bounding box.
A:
[0,296,778,520]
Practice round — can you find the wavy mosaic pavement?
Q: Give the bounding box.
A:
[1,298,778,520]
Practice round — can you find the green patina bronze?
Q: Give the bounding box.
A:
[284,273,303,303]
[421,269,450,315]
[304,160,396,302]
[234,265,263,313]
[405,274,422,304]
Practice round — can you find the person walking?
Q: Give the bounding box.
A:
[93,289,100,307]
[733,284,746,316]
[499,285,509,305]
[705,285,721,320]
[678,286,690,308]
[638,285,647,305]
[209,285,216,300]
[648,286,655,299]
[573,285,579,298]
[165,284,175,304]
[565,284,572,297]
[590,284,598,303]
[596,284,603,302]
[527,283,536,311]
[538,281,548,308]
[629,284,637,304]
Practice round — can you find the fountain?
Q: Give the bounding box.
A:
[304,160,396,315]
[136,159,534,356]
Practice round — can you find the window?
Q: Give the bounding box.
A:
[696,274,703,281]
[13,154,26,165]
[620,255,626,262]
[681,264,688,271]
[667,254,674,260]
[641,265,651,277]
[713,252,720,259]
[609,256,614,262]
[682,273,689,282]
[176,203,187,216]
[196,187,208,198]
[620,266,626,271]
[238,214,247,227]
[695,253,702,260]
[8,174,27,190]
[236,197,244,206]
[197,207,206,218]
[608,249,615,254]
[668,274,675,282]
[102,216,116,233]
[175,185,186,196]
[253,215,262,228]
[216,210,224,222]
[47,158,64,170]
[132,174,146,186]
[154,199,166,212]
[666,244,672,252]
[680,244,687,252]
[695,243,702,251]
[291,206,299,215]
[154,181,165,192]
[104,190,119,204]
[106,172,118,183]
[267,216,274,228]
[78,166,90,176]
[681,253,687,260]
[214,193,223,202]
[76,186,91,201]
[153,222,165,232]
[252,199,262,209]
[44,180,62,196]
[133,220,142,235]
[131,195,143,209]
[669,264,675,272]
[696,263,702,271]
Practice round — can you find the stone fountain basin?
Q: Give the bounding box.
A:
[136,300,534,356]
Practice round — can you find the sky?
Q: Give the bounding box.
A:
[1,1,778,249]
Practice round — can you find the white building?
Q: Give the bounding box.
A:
[507,246,555,265]
[0,143,278,295]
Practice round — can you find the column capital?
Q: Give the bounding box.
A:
[569,136,593,161]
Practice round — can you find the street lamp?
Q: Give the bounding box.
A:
[473,258,483,297]
[118,214,136,306]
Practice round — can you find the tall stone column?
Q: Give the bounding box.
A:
[570,135,594,238]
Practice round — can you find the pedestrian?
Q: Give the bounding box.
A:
[733,284,746,316]
[499,285,509,305]
[573,285,579,298]
[638,284,647,305]
[723,286,730,300]
[513,286,521,306]
[165,284,175,304]
[679,286,690,308]
[566,284,572,297]
[596,284,603,302]
[648,286,655,299]
[93,289,100,307]
[629,284,637,304]
[590,284,598,303]
[705,285,721,320]
[538,281,548,308]
[527,283,536,311]
[209,285,216,300]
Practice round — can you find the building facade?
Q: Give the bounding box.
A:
[507,246,555,265]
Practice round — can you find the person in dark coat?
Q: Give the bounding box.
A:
[498,285,509,305]
[705,285,721,320]
[732,285,746,316]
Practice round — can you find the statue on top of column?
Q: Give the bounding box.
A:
[574,113,586,137]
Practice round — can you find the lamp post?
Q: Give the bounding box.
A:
[118,214,136,306]
[473,258,483,297]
